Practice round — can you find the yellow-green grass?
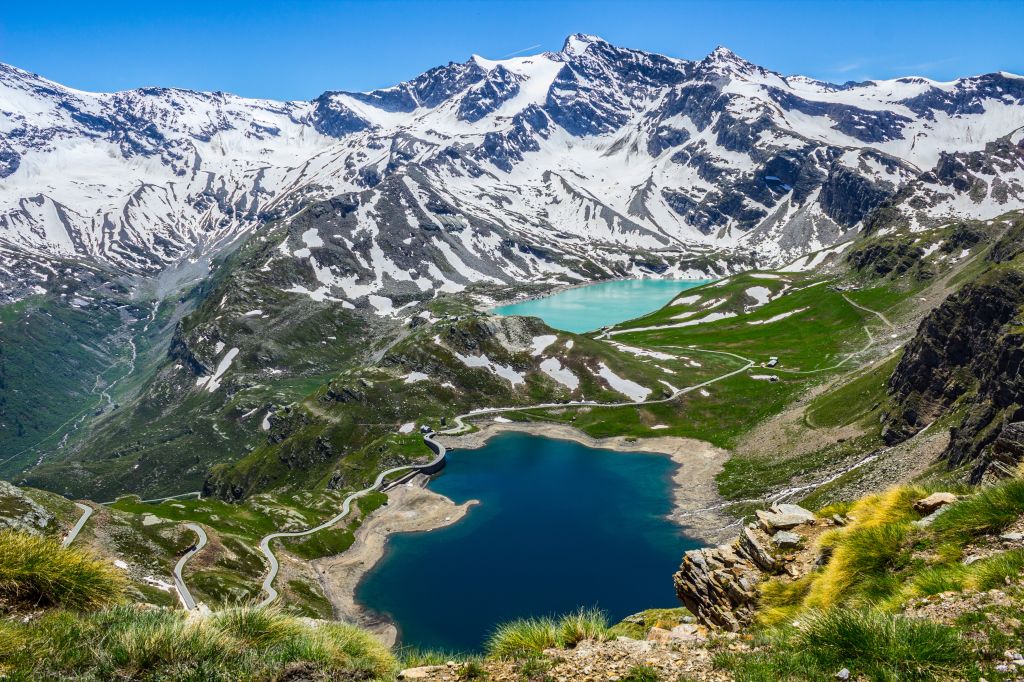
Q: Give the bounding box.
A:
[758,478,1024,626]
[0,530,125,611]
[0,603,397,681]
[931,478,1024,541]
[486,608,609,659]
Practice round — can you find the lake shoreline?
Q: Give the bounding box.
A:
[317,422,733,647]
[312,477,478,646]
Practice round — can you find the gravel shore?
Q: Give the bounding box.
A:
[312,476,477,645]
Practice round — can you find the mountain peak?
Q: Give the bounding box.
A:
[698,45,769,79]
[703,45,749,66]
[561,33,606,57]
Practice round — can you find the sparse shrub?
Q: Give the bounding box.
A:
[517,655,552,682]
[399,647,464,667]
[486,616,558,659]
[0,603,398,680]
[293,620,397,678]
[487,609,610,659]
[718,609,967,681]
[0,529,124,610]
[712,637,826,682]
[210,604,304,648]
[458,658,489,681]
[101,605,231,673]
[0,618,33,669]
[905,564,970,598]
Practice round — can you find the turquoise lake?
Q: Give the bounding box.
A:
[491,279,712,333]
[356,433,698,652]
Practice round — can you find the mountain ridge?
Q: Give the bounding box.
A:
[2,34,1022,311]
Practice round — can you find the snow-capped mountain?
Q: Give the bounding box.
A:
[2,34,1023,308]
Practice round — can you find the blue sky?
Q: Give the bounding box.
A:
[2,0,1022,100]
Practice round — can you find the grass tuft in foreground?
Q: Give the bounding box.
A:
[0,603,398,681]
[931,478,1024,541]
[717,608,968,681]
[486,609,609,659]
[0,529,125,610]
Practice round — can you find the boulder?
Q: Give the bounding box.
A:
[646,624,703,643]
[756,503,815,532]
[646,626,673,642]
[771,530,803,549]
[668,623,705,642]
[913,492,958,514]
[772,503,817,522]
[741,527,778,571]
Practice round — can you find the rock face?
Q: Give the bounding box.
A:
[819,163,893,228]
[883,266,1024,481]
[674,504,818,631]
[0,480,54,534]
[674,540,763,631]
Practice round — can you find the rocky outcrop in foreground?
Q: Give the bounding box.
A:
[673,503,822,631]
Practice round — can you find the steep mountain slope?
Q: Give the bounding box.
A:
[2,35,1023,309]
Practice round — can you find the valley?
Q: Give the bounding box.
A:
[2,27,1024,681]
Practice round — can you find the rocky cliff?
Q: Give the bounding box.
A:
[882,231,1024,479]
[674,503,822,631]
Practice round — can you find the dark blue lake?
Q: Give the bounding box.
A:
[355,432,698,652]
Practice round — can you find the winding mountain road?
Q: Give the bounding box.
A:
[256,433,448,607]
[173,523,208,610]
[61,503,93,547]
[100,490,202,506]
